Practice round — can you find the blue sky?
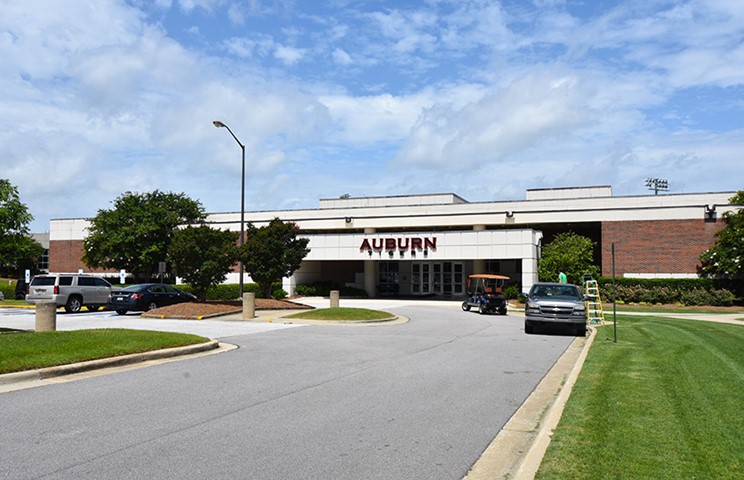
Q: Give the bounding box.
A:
[2,0,743,231]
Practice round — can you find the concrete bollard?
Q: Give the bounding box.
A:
[330,290,340,308]
[242,292,255,320]
[35,302,57,332]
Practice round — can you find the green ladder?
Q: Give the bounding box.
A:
[584,280,605,324]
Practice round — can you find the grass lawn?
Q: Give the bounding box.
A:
[537,315,744,479]
[0,329,209,374]
[285,307,394,321]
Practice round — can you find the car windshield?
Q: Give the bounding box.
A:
[530,285,581,300]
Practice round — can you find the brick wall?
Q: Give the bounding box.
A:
[49,240,115,273]
[601,219,724,276]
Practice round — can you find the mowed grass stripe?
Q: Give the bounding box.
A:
[0,329,209,374]
[537,315,744,479]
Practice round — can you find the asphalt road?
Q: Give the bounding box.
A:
[0,302,574,480]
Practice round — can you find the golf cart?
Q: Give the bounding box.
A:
[461,274,509,315]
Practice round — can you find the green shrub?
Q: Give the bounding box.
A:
[272,287,288,299]
[294,281,368,298]
[0,283,15,299]
[294,284,316,296]
[502,284,521,300]
[679,288,711,306]
[598,277,739,306]
[709,289,736,307]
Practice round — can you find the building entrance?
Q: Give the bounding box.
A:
[411,262,464,296]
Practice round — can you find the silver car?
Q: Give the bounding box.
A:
[26,273,112,313]
[524,282,587,336]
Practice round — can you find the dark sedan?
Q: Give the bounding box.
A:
[108,283,196,315]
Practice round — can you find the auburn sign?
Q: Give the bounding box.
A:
[360,237,437,251]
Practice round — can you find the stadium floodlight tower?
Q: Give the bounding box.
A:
[645,178,669,195]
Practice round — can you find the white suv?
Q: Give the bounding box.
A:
[26,274,112,313]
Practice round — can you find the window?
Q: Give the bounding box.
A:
[378,262,399,295]
[59,276,73,286]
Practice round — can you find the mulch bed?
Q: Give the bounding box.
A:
[142,298,312,319]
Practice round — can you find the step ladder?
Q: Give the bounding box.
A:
[584,280,605,324]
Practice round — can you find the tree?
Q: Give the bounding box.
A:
[83,191,205,279]
[168,225,240,301]
[699,190,744,280]
[538,232,600,284]
[239,218,310,298]
[0,179,44,276]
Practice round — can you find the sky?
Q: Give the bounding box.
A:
[2,0,744,232]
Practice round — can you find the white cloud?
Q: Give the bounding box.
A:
[332,48,352,65]
[1,0,743,232]
[274,44,306,65]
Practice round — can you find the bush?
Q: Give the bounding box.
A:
[0,283,15,299]
[294,284,316,296]
[177,283,263,300]
[272,287,288,299]
[597,277,739,306]
[502,284,521,300]
[294,281,369,298]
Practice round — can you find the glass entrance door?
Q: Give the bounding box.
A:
[412,262,458,295]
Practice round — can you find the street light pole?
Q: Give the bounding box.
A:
[213,120,246,297]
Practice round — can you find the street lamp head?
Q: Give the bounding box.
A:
[213,120,226,128]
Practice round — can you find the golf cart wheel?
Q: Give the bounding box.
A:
[461,301,470,311]
[478,303,487,315]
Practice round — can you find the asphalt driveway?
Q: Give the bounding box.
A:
[0,300,573,480]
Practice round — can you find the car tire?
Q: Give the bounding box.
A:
[65,296,83,313]
[147,301,158,311]
[525,320,534,334]
[116,309,127,315]
[461,301,470,311]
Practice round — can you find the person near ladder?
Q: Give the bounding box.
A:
[558,269,567,283]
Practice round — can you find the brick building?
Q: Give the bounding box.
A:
[48,185,739,296]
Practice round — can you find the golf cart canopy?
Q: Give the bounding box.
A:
[467,274,510,280]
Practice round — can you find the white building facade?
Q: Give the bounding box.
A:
[49,186,739,297]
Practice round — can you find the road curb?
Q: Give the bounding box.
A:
[0,340,220,386]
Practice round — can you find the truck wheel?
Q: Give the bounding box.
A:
[65,296,83,313]
[116,309,127,315]
[525,321,534,334]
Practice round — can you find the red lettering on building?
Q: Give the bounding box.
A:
[359,236,437,252]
